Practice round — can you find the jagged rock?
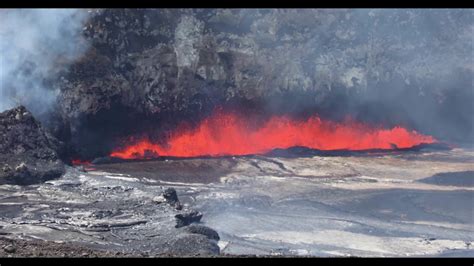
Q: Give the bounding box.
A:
[184,225,220,241]
[163,187,179,204]
[0,106,65,185]
[3,245,16,253]
[162,187,183,210]
[175,211,203,228]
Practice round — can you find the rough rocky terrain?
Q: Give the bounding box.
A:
[0,146,472,257]
[0,236,135,258]
[96,147,474,257]
[0,165,220,257]
[0,106,65,185]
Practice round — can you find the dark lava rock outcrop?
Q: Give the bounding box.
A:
[0,106,65,185]
[175,211,203,228]
[185,225,220,241]
[163,187,183,209]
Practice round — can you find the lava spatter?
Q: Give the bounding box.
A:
[110,110,436,159]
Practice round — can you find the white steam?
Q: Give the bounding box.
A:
[0,9,90,116]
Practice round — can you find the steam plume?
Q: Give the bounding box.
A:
[0,9,90,118]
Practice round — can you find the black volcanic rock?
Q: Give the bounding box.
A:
[185,225,220,241]
[175,211,203,228]
[0,106,65,185]
[163,187,179,204]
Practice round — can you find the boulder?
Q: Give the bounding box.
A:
[184,225,220,241]
[162,187,182,209]
[163,187,179,205]
[175,211,203,228]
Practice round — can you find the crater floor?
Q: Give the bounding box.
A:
[1,147,473,257]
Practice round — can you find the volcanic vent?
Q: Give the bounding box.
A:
[50,9,472,163]
[108,108,436,160]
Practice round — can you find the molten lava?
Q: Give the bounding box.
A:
[71,159,92,166]
[110,111,436,159]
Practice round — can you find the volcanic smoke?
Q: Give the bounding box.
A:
[109,110,436,159]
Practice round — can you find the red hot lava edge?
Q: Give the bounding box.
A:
[71,159,92,166]
[110,110,437,159]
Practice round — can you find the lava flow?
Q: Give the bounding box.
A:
[71,159,92,166]
[110,110,436,159]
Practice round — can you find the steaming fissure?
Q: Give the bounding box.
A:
[110,110,436,159]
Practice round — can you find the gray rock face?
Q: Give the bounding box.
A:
[53,9,473,158]
[0,106,65,185]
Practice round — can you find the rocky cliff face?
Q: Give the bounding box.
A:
[51,9,473,158]
[0,106,65,185]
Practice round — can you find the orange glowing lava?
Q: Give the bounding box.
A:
[110,110,436,159]
[71,159,92,166]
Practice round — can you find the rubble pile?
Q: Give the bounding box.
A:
[0,106,65,185]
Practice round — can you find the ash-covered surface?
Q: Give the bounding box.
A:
[0,106,65,185]
[0,147,472,257]
[95,158,236,184]
[91,148,474,257]
[0,236,135,258]
[0,167,220,257]
[419,171,474,187]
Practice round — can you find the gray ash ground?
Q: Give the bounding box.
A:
[94,148,474,257]
[0,166,220,257]
[0,236,136,258]
[0,147,473,257]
